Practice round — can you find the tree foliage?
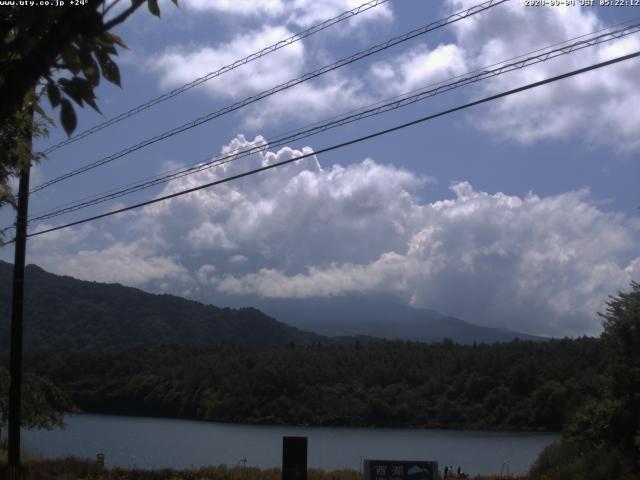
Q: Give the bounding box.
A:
[0,0,177,212]
[0,0,177,132]
[531,281,640,479]
[0,91,48,218]
[599,281,640,468]
[0,366,74,436]
[0,262,322,352]
[28,337,606,432]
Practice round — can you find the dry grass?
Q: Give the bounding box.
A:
[2,457,531,480]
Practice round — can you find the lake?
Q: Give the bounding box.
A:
[23,414,559,476]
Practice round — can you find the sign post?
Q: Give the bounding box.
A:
[363,460,438,480]
[282,436,307,480]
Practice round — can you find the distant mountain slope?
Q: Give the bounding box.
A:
[0,261,323,352]
[0,261,543,351]
[250,295,545,344]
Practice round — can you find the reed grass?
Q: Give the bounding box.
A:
[4,456,530,480]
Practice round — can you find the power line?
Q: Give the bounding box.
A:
[13,18,640,228]
[25,21,640,222]
[41,0,391,155]
[26,21,640,224]
[20,16,639,235]
[16,49,640,242]
[30,0,509,194]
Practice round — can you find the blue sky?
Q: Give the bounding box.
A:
[2,0,640,337]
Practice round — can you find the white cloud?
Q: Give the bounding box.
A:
[285,0,392,29]
[27,222,95,247]
[136,135,424,267]
[241,72,371,128]
[443,1,640,151]
[229,254,248,264]
[215,252,410,298]
[180,0,392,29]
[150,25,305,100]
[29,240,189,287]
[146,1,640,152]
[370,43,468,95]
[21,136,640,337]
[213,179,640,336]
[145,0,393,127]
[181,0,286,17]
[195,263,217,285]
[148,22,374,127]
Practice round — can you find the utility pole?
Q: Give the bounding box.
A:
[6,106,33,480]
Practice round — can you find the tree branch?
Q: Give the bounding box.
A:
[103,0,145,31]
[103,0,123,16]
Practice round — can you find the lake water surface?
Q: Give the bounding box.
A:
[23,414,559,476]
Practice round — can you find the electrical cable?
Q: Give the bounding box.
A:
[11,49,638,243]
[30,0,509,194]
[41,0,391,155]
[25,21,640,224]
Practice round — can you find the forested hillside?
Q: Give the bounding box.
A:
[0,261,545,349]
[0,261,322,351]
[29,337,605,432]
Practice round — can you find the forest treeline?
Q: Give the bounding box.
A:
[28,337,605,432]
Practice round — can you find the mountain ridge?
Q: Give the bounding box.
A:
[0,260,323,352]
[0,261,545,351]
[249,295,545,343]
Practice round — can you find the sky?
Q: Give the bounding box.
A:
[2,0,640,337]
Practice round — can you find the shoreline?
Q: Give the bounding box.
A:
[60,411,562,435]
[23,413,556,475]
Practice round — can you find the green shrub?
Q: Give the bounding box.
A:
[529,440,634,480]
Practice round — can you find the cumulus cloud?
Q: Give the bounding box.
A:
[145,1,640,151]
[148,22,374,127]
[136,134,425,268]
[145,0,393,127]
[181,0,286,17]
[443,0,640,151]
[241,72,371,128]
[210,176,640,336]
[370,43,468,95]
[149,25,305,100]
[29,240,190,288]
[284,0,392,29]
[21,136,639,337]
[358,2,640,151]
[180,0,392,29]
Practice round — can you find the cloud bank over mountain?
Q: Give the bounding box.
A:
[23,136,640,337]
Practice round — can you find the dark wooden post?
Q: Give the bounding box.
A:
[6,110,32,480]
[282,436,307,480]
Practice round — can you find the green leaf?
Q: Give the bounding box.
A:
[82,93,100,113]
[148,0,160,16]
[60,77,100,113]
[61,45,82,75]
[60,99,77,136]
[78,49,100,87]
[46,81,61,108]
[107,32,129,50]
[96,51,121,87]
[32,102,51,125]
[96,35,118,55]
[83,65,100,88]
[58,78,84,106]
[170,0,178,5]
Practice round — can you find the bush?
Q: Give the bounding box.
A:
[529,440,635,480]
